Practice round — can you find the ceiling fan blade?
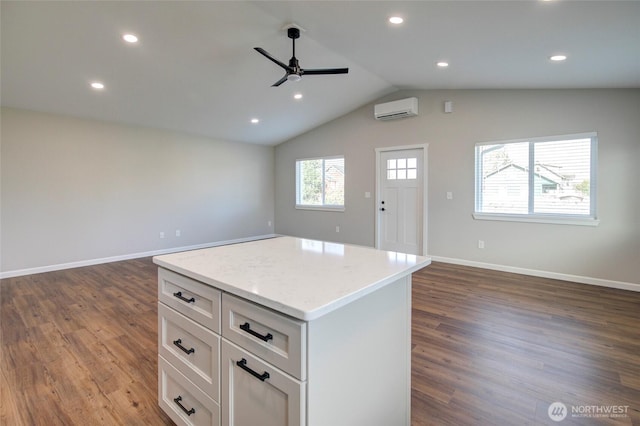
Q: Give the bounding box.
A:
[302,68,349,75]
[271,74,289,87]
[254,47,292,71]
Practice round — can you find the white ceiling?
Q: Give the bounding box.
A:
[2,1,639,146]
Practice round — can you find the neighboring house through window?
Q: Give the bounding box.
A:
[474,133,598,225]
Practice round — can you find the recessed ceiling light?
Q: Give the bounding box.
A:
[122,34,138,43]
[437,61,449,68]
[250,118,260,124]
[293,93,303,100]
[389,16,404,24]
[550,55,567,61]
[90,82,105,90]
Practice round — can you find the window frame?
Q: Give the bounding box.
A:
[295,155,345,212]
[473,132,599,226]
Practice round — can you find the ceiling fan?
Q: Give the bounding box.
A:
[254,26,349,87]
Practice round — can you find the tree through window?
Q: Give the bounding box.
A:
[296,157,344,210]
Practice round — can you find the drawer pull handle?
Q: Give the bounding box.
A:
[173,339,195,355]
[239,322,273,342]
[236,358,270,382]
[173,396,195,416]
[173,291,195,304]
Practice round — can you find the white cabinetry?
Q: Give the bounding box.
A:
[155,237,424,426]
[158,269,307,426]
[220,293,306,426]
[221,340,304,426]
[221,293,306,380]
[159,357,220,426]
[158,269,221,426]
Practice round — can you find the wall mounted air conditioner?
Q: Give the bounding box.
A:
[374,97,419,121]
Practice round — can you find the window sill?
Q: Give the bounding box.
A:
[473,213,600,226]
[296,205,345,212]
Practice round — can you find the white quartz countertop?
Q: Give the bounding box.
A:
[153,236,431,321]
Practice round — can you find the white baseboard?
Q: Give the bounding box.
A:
[4,240,637,294]
[430,255,640,293]
[0,234,278,279]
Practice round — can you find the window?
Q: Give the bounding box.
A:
[296,156,344,210]
[474,133,598,225]
[386,157,418,180]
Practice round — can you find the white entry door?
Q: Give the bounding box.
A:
[378,148,425,255]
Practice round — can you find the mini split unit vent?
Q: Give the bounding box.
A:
[374,97,419,121]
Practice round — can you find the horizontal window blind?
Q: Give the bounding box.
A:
[475,133,597,222]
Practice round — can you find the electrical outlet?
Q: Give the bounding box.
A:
[446,191,453,200]
[268,220,272,227]
[336,226,340,233]
[478,240,485,249]
[159,232,165,239]
[175,229,181,237]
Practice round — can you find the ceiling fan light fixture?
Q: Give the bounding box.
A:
[287,74,302,83]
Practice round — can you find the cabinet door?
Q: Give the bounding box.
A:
[221,340,304,426]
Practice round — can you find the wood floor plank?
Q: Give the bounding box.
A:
[409,262,640,426]
[2,258,639,425]
[0,258,173,426]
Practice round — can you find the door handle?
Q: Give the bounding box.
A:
[173,339,195,355]
[173,396,195,416]
[239,322,273,342]
[173,291,195,304]
[236,358,270,382]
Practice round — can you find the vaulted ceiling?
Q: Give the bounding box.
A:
[2,1,639,145]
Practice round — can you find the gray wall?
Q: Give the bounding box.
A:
[275,89,640,284]
[1,108,275,273]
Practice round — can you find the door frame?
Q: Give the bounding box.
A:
[375,144,429,255]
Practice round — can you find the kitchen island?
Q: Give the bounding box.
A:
[153,236,431,426]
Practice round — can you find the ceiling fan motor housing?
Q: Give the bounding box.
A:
[287,27,301,40]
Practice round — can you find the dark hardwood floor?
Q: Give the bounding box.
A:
[1,258,639,425]
[1,258,174,426]
[410,263,639,426]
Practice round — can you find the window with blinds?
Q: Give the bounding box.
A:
[474,133,598,225]
[296,156,345,210]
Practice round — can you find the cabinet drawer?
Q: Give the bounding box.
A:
[159,356,220,426]
[222,294,306,380]
[221,340,304,426]
[158,268,221,333]
[158,303,220,400]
